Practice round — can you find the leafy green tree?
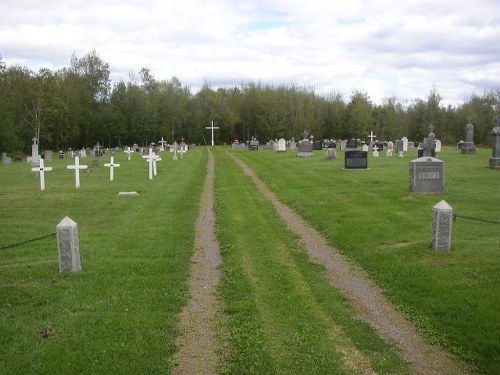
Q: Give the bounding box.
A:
[344,91,373,139]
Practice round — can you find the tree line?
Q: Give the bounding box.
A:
[1,50,499,154]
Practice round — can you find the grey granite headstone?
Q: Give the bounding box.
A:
[461,117,476,154]
[249,138,259,151]
[431,200,453,251]
[297,139,313,157]
[489,115,500,169]
[409,156,445,194]
[325,148,337,160]
[44,150,53,162]
[289,140,296,151]
[56,216,81,273]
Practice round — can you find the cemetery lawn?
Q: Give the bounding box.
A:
[232,146,499,375]
[0,150,208,374]
[1,146,498,374]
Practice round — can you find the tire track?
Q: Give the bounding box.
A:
[172,149,222,375]
[229,152,470,375]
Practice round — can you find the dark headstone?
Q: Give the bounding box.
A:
[313,141,323,150]
[345,150,368,169]
[462,117,476,154]
[346,139,357,150]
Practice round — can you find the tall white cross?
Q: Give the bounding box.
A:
[104,157,120,181]
[368,131,377,143]
[66,156,88,189]
[152,153,161,176]
[31,159,53,191]
[158,137,167,151]
[124,146,133,160]
[205,121,219,147]
[142,148,154,180]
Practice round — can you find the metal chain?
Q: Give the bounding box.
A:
[0,232,56,251]
[453,214,500,225]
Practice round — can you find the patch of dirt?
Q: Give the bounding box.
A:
[229,152,471,375]
[172,149,222,375]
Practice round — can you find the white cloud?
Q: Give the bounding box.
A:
[1,0,499,105]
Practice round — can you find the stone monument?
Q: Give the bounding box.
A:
[31,136,40,165]
[297,130,313,157]
[461,116,476,154]
[489,115,500,169]
[409,156,445,194]
[431,200,453,251]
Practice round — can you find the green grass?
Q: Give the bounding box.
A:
[214,148,410,374]
[0,149,207,374]
[1,146,498,374]
[232,146,500,374]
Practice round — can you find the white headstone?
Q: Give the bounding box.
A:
[67,156,88,189]
[435,139,442,153]
[402,137,409,152]
[31,158,53,191]
[362,144,369,152]
[277,138,286,152]
[104,157,120,181]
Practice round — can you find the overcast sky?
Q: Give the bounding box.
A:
[2,0,499,106]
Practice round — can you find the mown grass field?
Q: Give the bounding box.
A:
[232,145,499,374]
[0,145,498,374]
[0,149,208,374]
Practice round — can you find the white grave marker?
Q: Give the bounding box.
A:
[31,158,53,191]
[67,156,88,189]
[205,120,219,147]
[152,153,161,176]
[104,157,120,181]
[142,148,154,180]
[124,146,133,160]
[367,131,377,144]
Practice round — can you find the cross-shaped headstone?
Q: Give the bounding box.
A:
[124,146,133,160]
[368,131,377,143]
[158,137,167,151]
[152,154,161,176]
[104,157,120,181]
[31,158,53,191]
[142,148,155,180]
[428,123,435,134]
[66,156,88,189]
[205,121,219,146]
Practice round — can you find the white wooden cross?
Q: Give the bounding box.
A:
[158,137,167,152]
[124,146,133,160]
[31,158,53,191]
[142,148,155,180]
[368,131,377,143]
[104,157,120,181]
[205,121,219,146]
[152,153,162,176]
[66,156,88,189]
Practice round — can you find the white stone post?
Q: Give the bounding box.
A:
[431,200,453,251]
[56,216,81,273]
